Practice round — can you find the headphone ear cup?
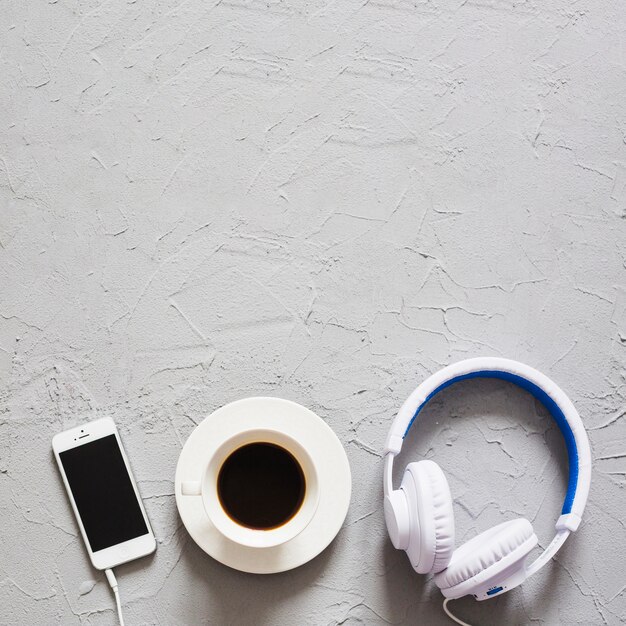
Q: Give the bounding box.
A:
[384,490,410,550]
[403,460,455,574]
[434,518,538,597]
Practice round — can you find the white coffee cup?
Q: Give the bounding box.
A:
[181,428,320,548]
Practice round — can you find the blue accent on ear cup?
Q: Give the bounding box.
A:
[402,371,579,515]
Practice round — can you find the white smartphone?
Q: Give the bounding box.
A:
[52,417,156,570]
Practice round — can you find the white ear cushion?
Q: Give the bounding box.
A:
[434,518,535,590]
[406,460,455,573]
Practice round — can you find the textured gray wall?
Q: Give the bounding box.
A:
[1,1,625,624]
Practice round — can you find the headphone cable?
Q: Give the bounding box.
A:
[105,568,125,626]
[443,598,472,626]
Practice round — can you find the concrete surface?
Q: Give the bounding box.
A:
[1,0,625,624]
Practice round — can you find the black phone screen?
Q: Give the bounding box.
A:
[59,434,149,552]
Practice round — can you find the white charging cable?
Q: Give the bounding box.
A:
[443,598,472,626]
[105,568,125,626]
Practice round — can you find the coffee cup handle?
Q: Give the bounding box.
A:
[181,480,202,496]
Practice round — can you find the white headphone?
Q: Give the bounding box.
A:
[383,357,592,603]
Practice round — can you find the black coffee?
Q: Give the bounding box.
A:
[217,442,306,530]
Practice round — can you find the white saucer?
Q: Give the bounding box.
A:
[175,397,351,574]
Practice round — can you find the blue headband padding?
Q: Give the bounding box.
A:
[403,370,578,515]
